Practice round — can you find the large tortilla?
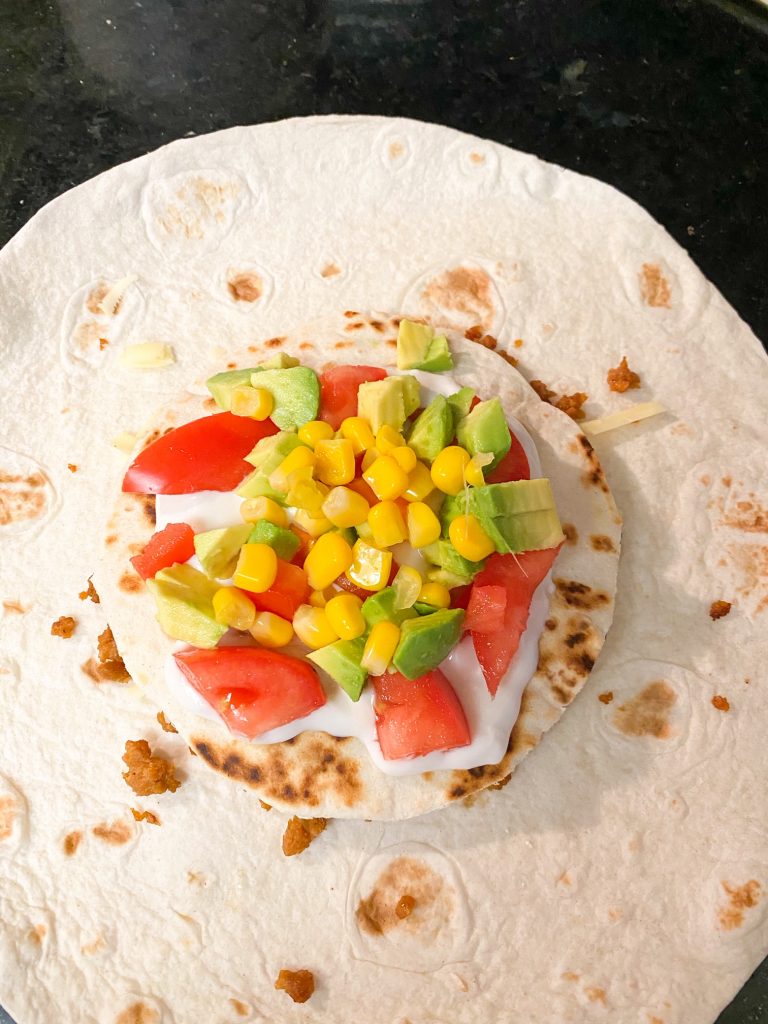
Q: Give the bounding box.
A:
[0,116,766,1024]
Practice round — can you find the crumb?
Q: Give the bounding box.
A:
[607,356,641,393]
[282,816,327,857]
[51,615,76,638]
[598,691,614,704]
[274,969,315,1004]
[122,739,181,796]
[712,695,730,712]
[554,392,588,421]
[530,379,556,403]
[97,626,130,681]
[709,600,732,620]
[395,894,416,919]
[513,338,523,348]
[67,463,78,473]
[99,338,109,350]
[156,711,177,734]
[259,800,272,811]
[78,578,100,603]
[131,808,161,825]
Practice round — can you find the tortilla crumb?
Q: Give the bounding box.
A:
[712,695,730,712]
[709,600,732,620]
[259,800,272,811]
[122,739,181,796]
[498,350,519,367]
[131,808,161,825]
[97,626,131,681]
[530,379,557,403]
[598,691,614,704]
[282,816,327,856]
[99,338,109,350]
[607,356,641,393]
[51,615,76,638]
[67,463,78,473]
[156,711,177,734]
[554,392,588,421]
[274,969,315,1004]
[395,894,416,919]
[78,577,100,603]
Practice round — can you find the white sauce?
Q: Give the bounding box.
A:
[156,370,553,776]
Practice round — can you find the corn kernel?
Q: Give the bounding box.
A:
[341,416,376,454]
[325,594,366,640]
[293,604,339,649]
[269,446,316,492]
[430,446,471,496]
[309,588,333,608]
[297,419,335,448]
[403,461,435,502]
[464,451,494,488]
[448,514,496,561]
[231,385,274,421]
[212,587,256,630]
[361,621,401,676]
[363,455,409,501]
[293,508,333,538]
[249,610,294,648]
[240,496,288,527]
[390,445,417,474]
[287,476,328,515]
[322,486,370,528]
[368,500,408,547]
[392,565,422,610]
[346,539,392,592]
[303,531,354,590]
[360,446,380,471]
[314,438,356,486]
[232,543,278,593]
[418,581,451,609]
[376,425,405,454]
[406,501,442,548]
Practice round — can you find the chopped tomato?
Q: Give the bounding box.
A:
[288,525,313,566]
[245,560,309,620]
[174,647,326,738]
[335,559,398,601]
[347,476,379,507]
[471,546,561,695]
[464,585,507,633]
[129,522,195,580]
[372,669,471,760]
[318,365,388,430]
[486,434,530,483]
[122,413,278,495]
[449,584,472,612]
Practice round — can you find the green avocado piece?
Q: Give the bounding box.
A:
[483,507,565,553]
[396,320,433,369]
[456,397,512,470]
[248,520,300,561]
[422,539,484,581]
[357,376,421,434]
[147,564,227,649]
[194,524,252,579]
[257,353,300,370]
[465,479,563,554]
[206,368,260,410]
[244,430,303,470]
[446,387,475,428]
[361,587,418,628]
[248,367,319,430]
[407,396,455,465]
[308,637,368,701]
[426,567,474,589]
[418,334,454,372]
[470,479,557,519]
[236,471,286,503]
[392,608,465,679]
[413,601,438,615]
[401,375,421,417]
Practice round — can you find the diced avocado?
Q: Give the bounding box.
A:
[401,375,421,417]
[147,564,227,649]
[236,470,286,503]
[470,479,557,519]
[335,526,357,547]
[206,368,260,410]
[396,320,433,370]
[407,396,454,465]
[484,507,565,553]
[244,430,303,470]
[418,334,454,372]
[308,637,367,701]
[248,520,300,561]
[446,387,475,428]
[427,567,474,589]
[464,478,563,554]
[258,353,300,370]
[413,601,438,615]
[456,397,512,470]
[422,539,484,580]
[194,524,252,579]
[392,608,465,679]
[358,376,421,433]
[361,586,418,628]
[248,367,319,430]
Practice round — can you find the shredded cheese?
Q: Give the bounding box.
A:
[581,401,666,437]
[97,274,138,316]
[119,343,175,369]
[111,431,139,453]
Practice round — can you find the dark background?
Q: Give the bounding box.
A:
[1,1,767,1021]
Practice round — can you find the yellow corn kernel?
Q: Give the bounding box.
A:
[392,565,422,609]
[287,476,328,515]
[403,460,436,502]
[341,416,376,455]
[390,445,417,474]
[231,386,274,421]
[314,438,356,486]
[232,543,278,593]
[322,486,370,528]
[239,496,288,527]
[308,588,333,608]
[325,593,366,641]
[418,581,451,609]
[464,451,494,488]
[448,514,496,561]
[360,446,380,471]
[212,587,256,631]
[430,446,471,496]
[292,507,333,538]
[368,500,408,548]
[363,455,409,501]
[346,539,392,592]
[361,621,401,676]
[249,611,294,648]
[303,531,354,590]
[406,501,442,548]
[293,604,339,649]
[269,446,316,492]
[297,419,335,448]
[375,425,405,454]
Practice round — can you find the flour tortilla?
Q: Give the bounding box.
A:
[0,116,766,1024]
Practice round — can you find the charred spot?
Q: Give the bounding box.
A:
[370,320,384,332]
[552,684,572,704]
[344,321,365,331]
[336,762,346,774]
[322,751,334,764]
[118,571,142,593]
[265,336,285,348]
[141,429,161,450]
[282,784,297,801]
[582,467,610,494]
[194,741,217,767]
[334,341,352,349]
[385,338,397,348]
[285,736,297,746]
[247,766,262,782]
[344,310,359,318]
[580,653,595,672]
[565,631,587,649]
[222,754,243,777]
[555,579,610,610]
[590,534,615,553]
[545,617,557,631]
[142,495,156,525]
[299,341,314,351]
[105,534,117,546]
[562,523,578,545]
[451,786,466,798]
[468,766,486,779]
[579,434,595,457]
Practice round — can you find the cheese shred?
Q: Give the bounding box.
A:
[581,401,665,437]
[119,343,176,370]
[98,274,138,316]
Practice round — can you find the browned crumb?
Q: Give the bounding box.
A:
[530,379,557,403]
[274,969,315,1004]
[51,615,76,638]
[395,894,416,919]
[282,816,327,857]
[122,739,181,796]
[554,392,588,421]
[513,338,523,348]
[712,695,730,712]
[97,626,130,681]
[497,350,518,367]
[488,774,512,791]
[607,356,641,393]
[99,338,109,350]
[598,691,614,705]
[78,578,100,603]
[464,325,484,341]
[259,800,272,811]
[156,711,177,734]
[710,600,732,621]
[131,808,161,825]
[67,463,78,473]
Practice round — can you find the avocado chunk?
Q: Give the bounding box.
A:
[248,366,319,430]
[396,320,454,372]
[206,368,260,411]
[357,375,421,433]
[413,601,438,615]
[257,353,300,370]
[392,608,465,679]
[418,334,454,372]
[236,470,285,503]
[426,567,473,589]
[194,524,252,579]
[245,430,303,470]
[446,387,475,428]
[308,637,368,701]
[456,397,512,470]
[147,564,227,649]
[407,396,454,465]
[422,539,484,581]
[442,479,564,554]
[247,520,300,561]
[361,586,418,628]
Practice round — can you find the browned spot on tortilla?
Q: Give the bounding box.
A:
[344,310,358,318]
[469,151,485,164]
[3,600,28,614]
[613,681,676,739]
[562,971,580,982]
[157,711,177,733]
[555,579,610,610]
[639,263,671,308]
[489,773,512,791]
[139,494,156,525]
[227,271,262,303]
[712,695,730,712]
[386,338,397,348]
[131,808,160,825]
[259,800,271,811]
[265,337,285,349]
[85,281,110,314]
[370,319,385,332]
[557,871,573,887]
[299,341,314,351]
[115,1002,160,1024]
[586,987,607,1006]
[590,534,616,552]
[0,795,18,842]
[544,617,557,631]
[345,321,365,331]
[722,475,732,488]
[717,880,762,931]
[187,871,205,886]
[421,266,496,332]
[581,464,610,494]
[105,534,117,546]
[334,341,352,349]
[119,570,142,593]
[63,830,82,856]
[92,819,132,845]
[0,468,48,526]
[388,141,404,159]
[229,999,250,1017]
[723,542,768,615]
[721,495,768,533]
[598,691,614,704]
[648,1017,664,1024]
[27,923,46,945]
[320,263,341,278]
[700,474,712,486]
[562,523,578,545]
[357,856,446,936]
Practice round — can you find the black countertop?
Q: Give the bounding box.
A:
[1,1,767,1021]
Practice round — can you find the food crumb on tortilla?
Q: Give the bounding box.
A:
[98,337,109,350]
[97,626,131,681]
[709,600,732,620]
[598,691,614,704]
[712,695,730,712]
[51,615,76,638]
[282,816,327,856]
[554,392,588,421]
[131,808,161,825]
[530,379,557,403]
[395,894,416,919]
[274,968,315,1004]
[607,356,641,393]
[78,577,100,603]
[67,463,78,473]
[259,800,272,811]
[122,739,181,796]
[156,711,177,734]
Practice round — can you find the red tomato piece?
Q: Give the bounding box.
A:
[318,365,388,430]
[122,412,278,495]
[174,647,326,738]
[334,559,398,601]
[288,525,313,566]
[485,434,530,483]
[464,585,507,634]
[471,546,562,696]
[245,560,309,620]
[129,522,195,580]
[372,669,471,760]
[347,476,379,507]
[449,584,472,612]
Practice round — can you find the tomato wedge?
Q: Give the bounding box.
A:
[122,413,278,495]
[174,647,326,738]
[471,546,561,696]
[318,365,388,430]
[129,522,195,580]
[245,560,310,620]
[485,433,530,483]
[463,585,507,634]
[372,669,471,760]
